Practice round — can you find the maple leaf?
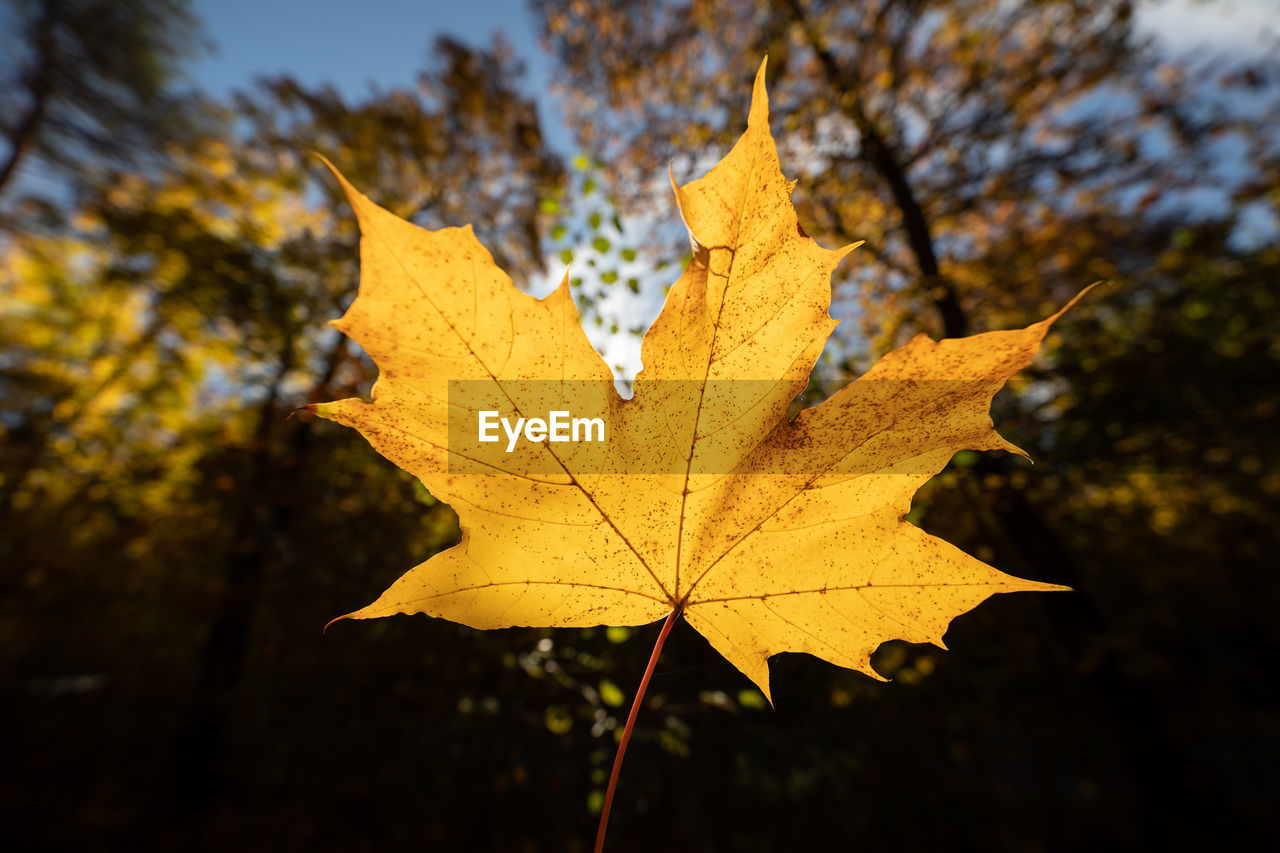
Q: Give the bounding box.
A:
[311,59,1087,703]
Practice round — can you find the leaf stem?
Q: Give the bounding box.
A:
[594,607,679,853]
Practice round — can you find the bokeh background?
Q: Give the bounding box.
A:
[2,0,1278,850]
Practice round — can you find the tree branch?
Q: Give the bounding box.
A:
[783,0,969,337]
[0,2,58,199]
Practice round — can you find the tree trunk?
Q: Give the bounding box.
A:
[783,0,968,338]
[169,336,347,834]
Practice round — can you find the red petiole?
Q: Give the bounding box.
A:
[593,607,680,853]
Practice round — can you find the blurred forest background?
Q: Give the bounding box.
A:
[2,0,1278,850]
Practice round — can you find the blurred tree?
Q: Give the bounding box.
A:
[0,0,204,202]
[0,33,565,843]
[535,0,1275,349]
[532,0,1280,846]
[3,2,1278,849]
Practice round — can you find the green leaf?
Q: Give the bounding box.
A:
[598,679,625,707]
[544,705,573,734]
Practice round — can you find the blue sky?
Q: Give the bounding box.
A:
[187,0,1279,178]
[190,0,573,153]
[189,0,1277,134]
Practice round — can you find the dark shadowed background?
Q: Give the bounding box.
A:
[2,0,1278,850]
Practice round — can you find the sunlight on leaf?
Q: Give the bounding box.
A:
[314,58,1088,703]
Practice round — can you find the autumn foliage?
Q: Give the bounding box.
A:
[317,62,1087,711]
[3,2,1279,851]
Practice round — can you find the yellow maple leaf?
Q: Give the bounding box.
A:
[312,59,1087,704]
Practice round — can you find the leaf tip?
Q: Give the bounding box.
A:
[305,401,341,422]
[833,240,864,263]
[1042,281,1105,328]
[749,55,770,127]
[313,152,348,188]
[546,268,580,314]
[994,434,1032,461]
[1009,579,1073,595]
[746,656,775,708]
[667,161,685,205]
[323,612,351,634]
[313,154,371,217]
